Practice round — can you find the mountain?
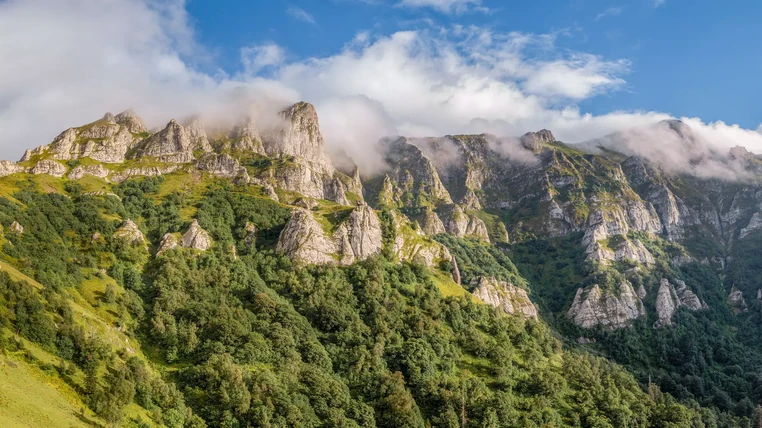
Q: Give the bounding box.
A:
[1,103,762,426]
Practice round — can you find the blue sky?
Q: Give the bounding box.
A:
[185,0,761,128]
[1,0,761,164]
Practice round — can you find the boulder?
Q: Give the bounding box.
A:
[9,221,23,234]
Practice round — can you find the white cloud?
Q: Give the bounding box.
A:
[240,43,285,75]
[287,6,316,25]
[654,0,666,7]
[398,0,484,14]
[1,0,761,178]
[595,6,623,21]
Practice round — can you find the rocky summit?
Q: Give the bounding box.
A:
[5,103,762,426]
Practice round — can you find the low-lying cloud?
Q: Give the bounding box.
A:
[1,0,761,179]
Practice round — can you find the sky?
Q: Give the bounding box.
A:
[1,0,761,168]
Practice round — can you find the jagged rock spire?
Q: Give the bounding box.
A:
[115,109,148,134]
[133,119,194,163]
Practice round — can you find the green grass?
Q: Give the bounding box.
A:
[0,354,99,428]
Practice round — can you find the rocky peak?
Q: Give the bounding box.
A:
[265,102,332,171]
[114,109,148,134]
[228,117,264,154]
[520,129,555,151]
[381,138,453,208]
[442,205,490,242]
[102,112,116,123]
[472,277,538,320]
[183,117,212,153]
[134,119,194,163]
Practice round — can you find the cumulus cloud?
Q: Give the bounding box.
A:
[1,0,761,179]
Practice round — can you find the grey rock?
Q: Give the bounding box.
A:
[276,208,337,265]
[184,117,212,153]
[418,208,446,235]
[451,255,461,285]
[109,165,180,183]
[195,153,247,179]
[68,164,109,180]
[31,159,67,177]
[182,220,213,251]
[473,277,538,319]
[157,233,181,254]
[114,110,148,134]
[442,205,490,242]
[133,119,195,163]
[728,287,748,314]
[740,212,762,239]
[228,118,265,154]
[0,160,26,177]
[113,219,146,245]
[568,281,645,330]
[9,221,23,234]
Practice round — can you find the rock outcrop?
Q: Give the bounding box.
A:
[227,118,265,154]
[157,233,182,254]
[389,211,452,267]
[9,221,23,234]
[740,212,762,239]
[379,138,453,208]
[182,220,213,251]
[568,281,645,329]
[0,161,26,177]
[112,219,146,245]
[183,117,212,153]
[23,112,145,163]
[195,153,248,180]
[277,204,383,265]
[418,208,446,235]
[109,165,180,183]
[728,287,748,314]
[472,277,538,319]
[442,205,490,242]
[31,160,67,177]
[68,164,110,180]
[655,278,707,326]
[133,119,195,163]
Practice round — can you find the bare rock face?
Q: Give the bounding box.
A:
[109,165,180,183]
[740,212,762,239]
[112,219,146,245]
[389,211,452,267]
[182,220,213,251]
[228,118,265,154]
[134,119,195,163]
[472,277,538,320]
[262,184,279,202]
[586,236,654,264]
[195,153,247,179]
[266,102,333,171]
[728,287,748,314]
[183,117,212,153]
[0,160,26,177]
[418,208,446,235]
[68,164,109,180]
[277,204,383,265]
[115,110,148,134]
[460,189,482,211]
[157,233,181,254]
[26,111,145,163]
[9,221,23,234]
[568,281,645,329]
[442,205,490,242]
[277,208,337,265]
[520,129,555,151]
[31,159,67,177]
[655,278,706,326]
[345,202,383,260]
[380,138,453,208]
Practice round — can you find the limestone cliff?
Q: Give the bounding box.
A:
[655,278,706,326]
